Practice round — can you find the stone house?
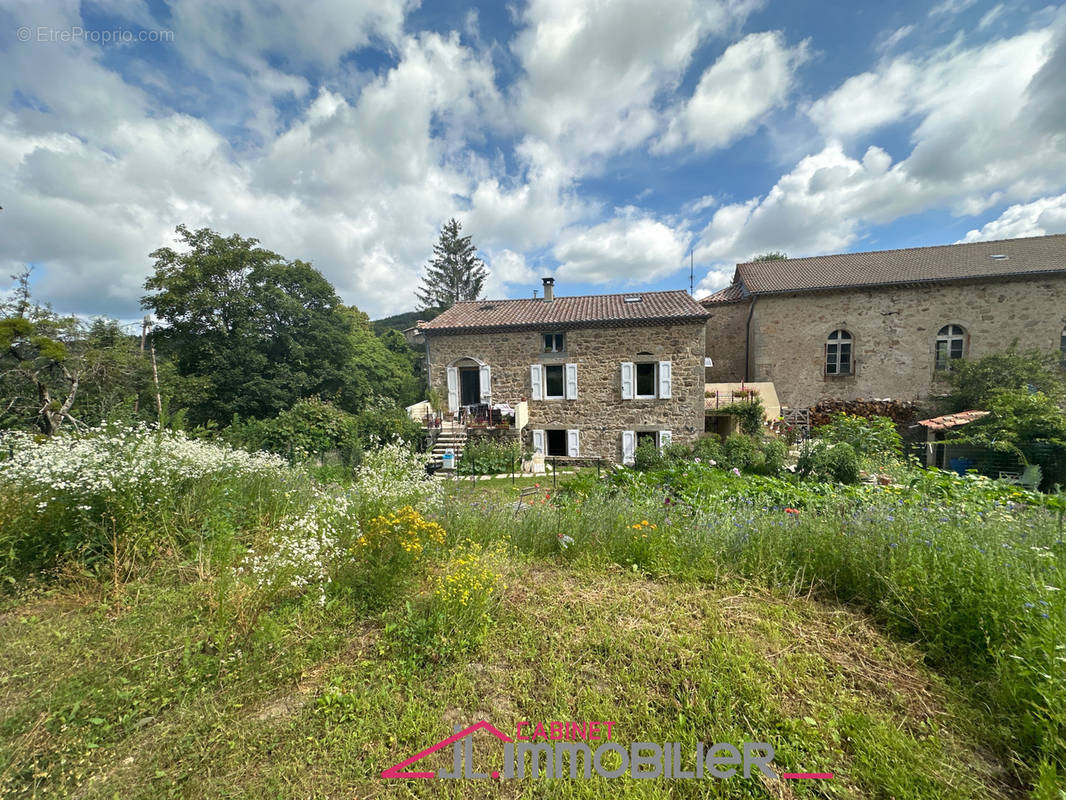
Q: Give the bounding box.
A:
[702,234,1066,410]
[419,279,709,463]
[415,233,1066,464]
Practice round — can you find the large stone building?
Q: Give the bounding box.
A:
[420,280,709,463]
[417,233,1066,463]
[702,234,1066,409]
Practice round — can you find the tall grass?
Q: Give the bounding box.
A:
[442,469,1066,784]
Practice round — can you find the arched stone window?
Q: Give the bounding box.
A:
[825,329,853,375]
[935,325,966,370]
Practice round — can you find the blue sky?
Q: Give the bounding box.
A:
[2,0,1065,319]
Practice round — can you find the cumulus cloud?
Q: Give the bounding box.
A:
[511,0,762,167]
[696,20,1066,293]
[655,31,809,154]
[960,194,1066,242]
[554,212,690,284]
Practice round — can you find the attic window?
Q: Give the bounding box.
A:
[478,304,497,311]
[623,296,643,303]
[989,254,1009,260]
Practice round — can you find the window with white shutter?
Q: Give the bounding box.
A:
[564,363,578,400]
[567,429,580,457]
[479,364,491,401]
[621,430,636,465]
[620,362,635,400]
[530,364,543,401]
[658,361,672,399]
[446,367,459,412]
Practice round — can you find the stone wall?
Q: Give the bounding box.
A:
[703,300,749,382]
[425,321,706,462]
[745,275,1066,409]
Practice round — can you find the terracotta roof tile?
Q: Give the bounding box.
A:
[700,282,747,305]
[420,290,709,333]
[916,410,990,430]
[732,233,1066,295]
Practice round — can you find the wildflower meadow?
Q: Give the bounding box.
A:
[1,423,1064,798]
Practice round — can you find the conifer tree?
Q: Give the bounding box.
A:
[416,218,488,311]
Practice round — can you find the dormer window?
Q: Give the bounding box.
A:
[542,333,565,353]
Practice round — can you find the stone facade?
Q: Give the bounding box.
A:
[425,321,706,462]
[703,300,749,382]
[720,275,1066,409]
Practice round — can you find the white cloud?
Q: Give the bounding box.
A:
[169,0,414,72]
[554,212,690,284]
[978,5,1006,30]
[877,25,915,53]
[482,248,541,299]
[656,31,809,154]
[808,27,1052,141]
[511,0,762,168]
[695,21,1066,294]
[0,14,511,317]
[929,0,977,18]
[960,194,1066,242]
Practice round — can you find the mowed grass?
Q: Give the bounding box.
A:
[1,561,1019,799]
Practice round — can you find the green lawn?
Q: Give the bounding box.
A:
[0,562,1018,799]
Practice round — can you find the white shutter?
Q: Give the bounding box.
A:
[479,364,491,402]
[532,429,545,454]
[658,430,672,449]
[530,364,543,401]
[564,363,578,400]
[621,430,636,465]
[446,366,459,412]
[620,362,635,400]
[567,429,580,457]
[658,360,672,399]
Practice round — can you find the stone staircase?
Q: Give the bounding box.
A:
[428,424,467,470]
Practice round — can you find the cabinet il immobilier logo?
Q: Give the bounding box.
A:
[380,720,833,781]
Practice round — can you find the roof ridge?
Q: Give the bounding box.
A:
[737,232,1066,267]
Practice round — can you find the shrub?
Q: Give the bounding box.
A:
[352,396,423,450]
[815,412,902,463]
[342,505,445,609]
[0,424,294,578]
[722,433,761,471]
[718,398,765,436]
[756,437,789,476]
[225,397,361,464]
[692,435,724,465]
[944,346,1065,411]
[458,437,523,475]
[388,540,503,664]
[798,440,861,484]
[634,437,664,471]
[350,440,441,520]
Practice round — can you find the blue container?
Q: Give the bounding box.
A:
[441,448,455,470]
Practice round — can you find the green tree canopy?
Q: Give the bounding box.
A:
[944,346,1065,412]
[337,307,420,411]
[415,218,488,311]
[142,225,354,425]
[1,271,148,433]
[751,251,788,262]
[952,388,1066,488]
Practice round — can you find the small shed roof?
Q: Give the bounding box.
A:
[915,410,989,430]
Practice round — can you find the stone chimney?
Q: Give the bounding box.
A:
[542,277,555,302]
